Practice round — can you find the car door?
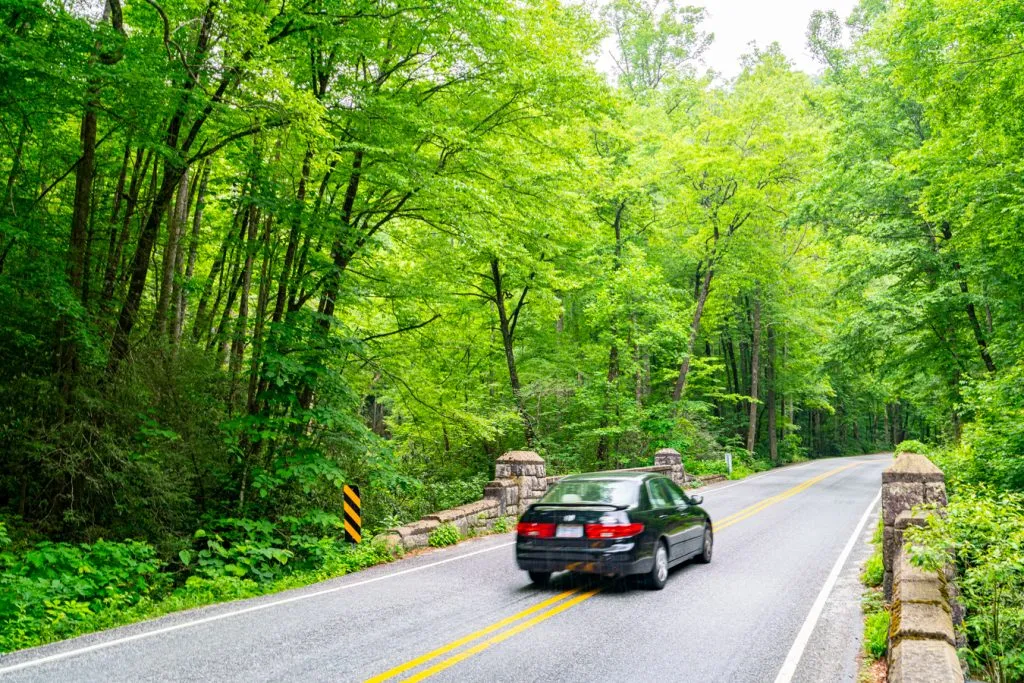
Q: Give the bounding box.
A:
[665,479,705,555]
[647,478,686,560]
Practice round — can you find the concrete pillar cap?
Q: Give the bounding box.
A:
[497,450,544,463]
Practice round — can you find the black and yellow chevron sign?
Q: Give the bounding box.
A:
[343,484,361,544]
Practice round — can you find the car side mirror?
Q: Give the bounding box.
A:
[689,495,703,505]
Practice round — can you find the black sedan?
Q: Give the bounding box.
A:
[515,472,712,589]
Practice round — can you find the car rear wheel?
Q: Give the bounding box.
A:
[645,541,669,590]
[696,524,713,564]
[528,571,551,586]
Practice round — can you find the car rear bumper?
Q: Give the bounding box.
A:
[515,547,653,576]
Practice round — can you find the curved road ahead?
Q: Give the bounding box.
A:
[0,454,890,683]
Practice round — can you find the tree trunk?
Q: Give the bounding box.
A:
[940,222,996,373]
[98,144,131,309]
[490,257,534,446]
[207,203,249,353]
[154,168,190,338]
[959,277,996,372]
[882,403,891,448]
[229,203,258,397]
[246,214,273,414]
[746,296,761,454]
[108,162,185,369]
[191,215,236,343]
[60,97,100,395]
[673,263,713,401]
[272,146,312,324]
[174,162,209,344]
[595,344,619,465]
[68,92,99,305]
[102,148,150,307]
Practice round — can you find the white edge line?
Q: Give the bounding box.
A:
[0,539,516,675]
[773,488,882,683]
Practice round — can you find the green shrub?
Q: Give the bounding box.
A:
[862,552,884,588]
[778,433,808,463]
[315,540,393,579]
[492,516,514,534]
[729,464,755,480]
[684,458,730,476]
[894,440,929,456]
[0,539,168,652]
[428,523,461,548]
[863,610,889,659]
[187,520,293,582]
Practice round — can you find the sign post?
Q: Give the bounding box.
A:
[724,452,733,477]
[343,485,362,544]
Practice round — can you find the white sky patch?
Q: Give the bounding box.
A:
[701,0,858,76]
[593,0,859,80]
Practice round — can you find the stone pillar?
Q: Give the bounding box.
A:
[484,451,547,516]
[654,448,686,486]
[881,453,948,601]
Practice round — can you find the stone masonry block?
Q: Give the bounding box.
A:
[425,508,468,524]
[895,578,945,607]
[403,533,429,550]
[891,601,955,646]
[654,448,682,467]
[888,639,963,683]
[883,526,899,569]
[924,481,948,506]
[895,549,939,585]
[457,499,500,517]
[375,533,403,553]
[484,480,507,498]
[883,482,924,525]
[496,451,546,478]
[403,519,440,537]
[895,509,930,531]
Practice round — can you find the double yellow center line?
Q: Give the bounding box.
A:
[366,462,859,682]
[713,462,859,533]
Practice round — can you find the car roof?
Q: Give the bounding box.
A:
[556,471,660,483]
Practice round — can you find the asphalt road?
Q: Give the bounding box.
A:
[0,454,890,683]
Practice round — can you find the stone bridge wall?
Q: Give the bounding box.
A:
[882,452,964,683]
[381,448,705,552]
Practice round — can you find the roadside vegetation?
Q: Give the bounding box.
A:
[858,518,888,682]
[1,0,1023,664]
[906,448,1024,683]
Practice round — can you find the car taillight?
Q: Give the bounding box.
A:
[517,522,556,538]
[584,522,645,539]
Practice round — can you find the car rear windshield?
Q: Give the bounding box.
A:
[539,479,639,507]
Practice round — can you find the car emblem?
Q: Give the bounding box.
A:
[563,514,575,522]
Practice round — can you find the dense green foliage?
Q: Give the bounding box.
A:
[0,517,392,652]
[1,0,1023,670]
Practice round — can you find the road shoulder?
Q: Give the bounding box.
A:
[790,506,880,683]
